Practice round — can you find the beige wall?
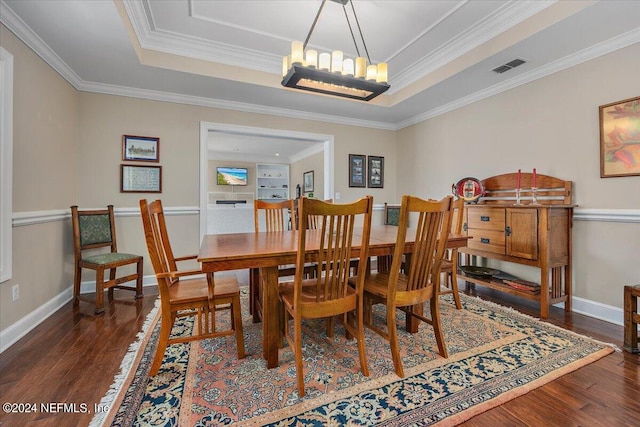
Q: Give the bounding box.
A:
[0,25,79,330]
[291,151,324,199]
[397,42,640,307]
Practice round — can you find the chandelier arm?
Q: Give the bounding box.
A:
[303,0,328,49]
[342,4,362,58]
[350,0,371,64]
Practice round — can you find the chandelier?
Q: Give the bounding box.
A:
[281,0,389,102]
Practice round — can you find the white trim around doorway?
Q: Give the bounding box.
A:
[198,122,335,240]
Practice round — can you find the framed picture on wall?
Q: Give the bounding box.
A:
[599,96,640,178]
[303,170,314,192]
[348,154,366,188]
[122,135,160,162]
[367,155,384,188]
[120,164,162,193]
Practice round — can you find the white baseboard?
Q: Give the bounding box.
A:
[567,296,623,326]
[0,276,158,354]
[0,287,72,353]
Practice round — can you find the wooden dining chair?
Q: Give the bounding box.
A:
[303,199,359,279]
[71,205,143,314]
[250,199,296,322]
[139,199,245,376]
[254,199,296,233]
[357,195,453,377]
[279,196,373,397]
[439,197,465,309]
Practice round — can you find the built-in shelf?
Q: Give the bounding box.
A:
[256,163,289,200]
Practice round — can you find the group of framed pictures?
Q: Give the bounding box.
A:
[348,154,384,188]
[120,135,162,193]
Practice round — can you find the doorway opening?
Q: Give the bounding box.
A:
[199,122,334,239]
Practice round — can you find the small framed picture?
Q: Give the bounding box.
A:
[367,156,384,188]
[120,164,162,193]
[303,170,314,192]
[348,154,366,188]
[122,135,160,162]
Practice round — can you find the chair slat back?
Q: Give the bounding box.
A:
[451,197,465,234]
[446,197,465,261]
[254,199,295,232]
[139,199,177,289]
[389,196,453,298]
[71,205,117,255]
[306,198,333,230]
[297,197,373,305]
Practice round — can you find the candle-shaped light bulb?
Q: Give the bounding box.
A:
[282,55,290,77]
[343,58,354,76]
[331,50,343,73]
[355,57,366,78]
[305,50,318,68]
[366,64,377,81]
[376,62,388,84]
[319,52,331,71]
[291,41,304,65]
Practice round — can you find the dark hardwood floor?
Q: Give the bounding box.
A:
[0,285,638,426]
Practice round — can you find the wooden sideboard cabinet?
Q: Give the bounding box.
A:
[458,172,575,319]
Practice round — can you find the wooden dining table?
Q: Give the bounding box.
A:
[199,225,468,369]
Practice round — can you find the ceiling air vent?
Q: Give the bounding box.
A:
[492,58,527,74]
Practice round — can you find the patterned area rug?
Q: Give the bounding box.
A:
[90,290,613,426]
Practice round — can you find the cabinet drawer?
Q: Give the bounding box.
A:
[467,207,505,231]
[468,228,506,255]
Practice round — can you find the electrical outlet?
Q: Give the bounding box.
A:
[12,284,19,302]
[335,192,341,200]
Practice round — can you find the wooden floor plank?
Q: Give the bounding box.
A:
[1,285,638,426]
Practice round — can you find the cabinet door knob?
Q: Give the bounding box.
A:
[480,215,490,221]
[480,237,490,244]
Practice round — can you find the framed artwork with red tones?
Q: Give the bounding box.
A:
[599,96,640,178]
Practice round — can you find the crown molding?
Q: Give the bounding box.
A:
[123,0,280,74]
[397,27,640,129]
[288,143,326,164]
[79,79,397,130]
[3,0,638,133]
[389,0,555,94]
[0,1,83,89]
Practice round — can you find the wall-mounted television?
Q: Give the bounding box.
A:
[217,167,248,186]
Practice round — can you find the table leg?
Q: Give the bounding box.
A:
[250,268,261,323]
[261,266,280,368]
